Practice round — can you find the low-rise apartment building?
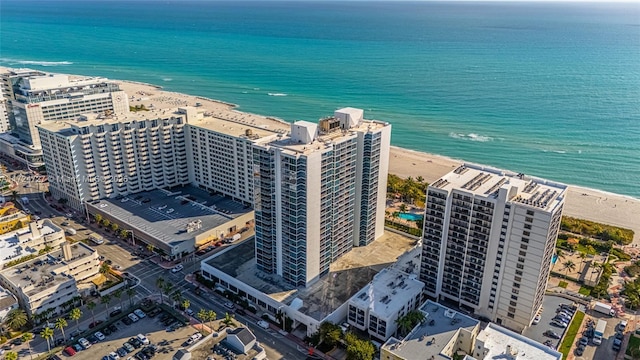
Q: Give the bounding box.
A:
[0,242,100,317]
[0,286,18,322]
[380,301,561,360]
[0,220,66,268]
[346,248,423,340]
[0,202,30,234]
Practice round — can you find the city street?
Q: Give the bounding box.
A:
[1,169,306,359]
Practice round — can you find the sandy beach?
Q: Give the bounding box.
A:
[389,146,640,245]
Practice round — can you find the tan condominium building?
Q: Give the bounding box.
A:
[0,242,100,317]
[420,164,566,333]
[0,68,128,167]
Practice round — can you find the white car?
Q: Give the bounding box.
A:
[134,309,146,318]
[533,314,541,325]
[78,337,91,348]
[109,352,120,360]
[136,334,150,345]
[257,320,269,329]
[127,313,140,322]
[171,264,184,273]
[94,331,105,341]
[224,302,235,310]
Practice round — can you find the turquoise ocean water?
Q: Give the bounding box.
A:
[1,1,639,197]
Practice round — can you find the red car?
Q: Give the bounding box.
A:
[64,346,76,356]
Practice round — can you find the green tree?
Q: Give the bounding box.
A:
[21,332,34,360]
[563,260,576,278]
[102,219,110,228]
[317,322,342,349]
[182,299,191,313]
[395,315,413,337]
[162,283,174,304]
[101,295,111,308]
[156,278,165,304]
[87,300,97,324]
[4,308,27,330]
[110,223,119,233]
[147,244,155,253]
[40,327,54,352]
[222,312,234,328]
[172,291,183,308]
[207,310,217,332]
[69,308,82,330]
[99,262,111,275]
[197,308,208,328]
[93,213,102,224]
[4,351,17,360]
[399,203,408,213]
[345,333,375,360]
[55,318,68,342]
[113,289,124,309]
[578,252,588,273]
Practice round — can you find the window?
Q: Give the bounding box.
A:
[511,295,518,300]
[524,224,532,230]
[519,251,527,257]
[516,263,524,269]
[523,231,530,237]
[507,312,515,319]
[525,216,533,223]
[520,244,528,250]
[526,210,534,216]
[522,237,529,243]
[518,257,525,263]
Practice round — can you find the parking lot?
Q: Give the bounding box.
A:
[58,308,200,360]
[523,295,582,351]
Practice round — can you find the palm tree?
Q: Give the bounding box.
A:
[21,332,33,360]
[172,291,183,308]
[101,295,112,309]
[126,287,135,308]
[395,315,413,337]
[99,262,111,275]
[69,308,82,330]
[156,278,165,304]
[110,223,119,233]
[113,289,124,309]
[147,244,155,253]
[40,327,54,352]
[221,312,234,328]
[207,310,217,332]
[87,300,97,324]
[5,308,27,330]
[197,308,208,328]
[399,203,408,213]
[55,318,68,342]
[163,283,174,304]
[10,190,18,202]
[416,176,425,184]
[4,351,17,360]
[563,260,576,278]
[578,252,588,273]
[182,299,190,313]
[93,214,102,224]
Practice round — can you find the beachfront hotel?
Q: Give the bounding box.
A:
[420,164,566,333]
[0,68,128,167]
[252,108,391,287]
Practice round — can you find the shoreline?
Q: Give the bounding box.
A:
[388,146,640,245]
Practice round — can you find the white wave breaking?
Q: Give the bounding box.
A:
[0,58,73,66]
[162,78,173,82]
[449,132,493,142]
[268,93,287,97]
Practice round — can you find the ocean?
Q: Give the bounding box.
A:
[1,1,639,197]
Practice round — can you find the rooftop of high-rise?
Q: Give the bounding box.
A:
[430,163,567,211]
[264,107,390,156]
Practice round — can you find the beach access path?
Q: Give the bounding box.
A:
[389,146,640,245]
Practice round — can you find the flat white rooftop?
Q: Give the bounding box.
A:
[431,163,567,212]
[349,247,423,319]
[477,323,561,360]
[382,300,480,360]
[0,220,61,269]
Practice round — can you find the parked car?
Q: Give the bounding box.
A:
[89,320,103,328]
[128,337,142,349]
[122,342,135,353]
[128,313,140,322]
[224,302,235,310]
[533,314,541,325]
[109,324,118,333]
[136,334,150,345]
[257,320,269,329]
[78,338,91,349]
[64,346,77,356]
[134,309,146,318]
[109,351,120,359]
[544,330,560,339]
[122,316,133,325]
[575,344,585,356]
[95,331,105,341]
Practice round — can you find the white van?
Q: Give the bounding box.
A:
[65,228,77,236]
[89,234,104,245]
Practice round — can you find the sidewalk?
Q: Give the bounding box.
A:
[184,274,333,359]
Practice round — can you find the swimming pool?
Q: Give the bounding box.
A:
[398,212,423,221]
